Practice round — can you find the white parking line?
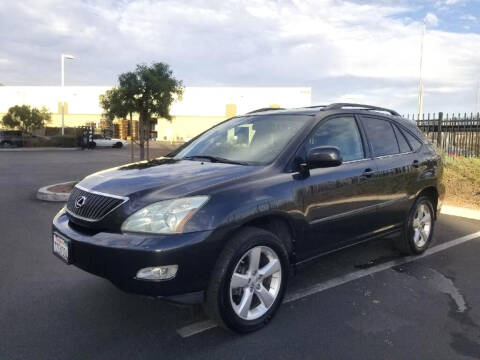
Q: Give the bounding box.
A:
[177,319,217,338]
[177,231,480,338]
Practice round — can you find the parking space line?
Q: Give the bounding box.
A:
[177,319,218,338]
[177,231,480,337]
[285,231,480,303]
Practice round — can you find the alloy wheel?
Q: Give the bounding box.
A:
[229,246,282,321]
[412,202,432,248]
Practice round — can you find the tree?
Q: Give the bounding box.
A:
[100,62,184,160]
[2,105,51,133]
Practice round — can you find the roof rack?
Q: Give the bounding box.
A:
[247,107,285,114]
[323,103,400,116]
[303,105,326,109]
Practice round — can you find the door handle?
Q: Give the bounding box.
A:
[412,160,419,168]
[361,168,375,178]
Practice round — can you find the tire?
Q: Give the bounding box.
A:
[90,142,96,149]
[114,142,123,148]
[204,226,289,333]
[395,196,435,255]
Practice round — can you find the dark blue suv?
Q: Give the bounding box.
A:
[53,103,444,332]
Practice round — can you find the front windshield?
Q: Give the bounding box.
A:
[173,114,310,165]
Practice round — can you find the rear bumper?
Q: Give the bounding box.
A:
[52,210,228,303]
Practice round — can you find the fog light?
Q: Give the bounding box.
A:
[136,265,178,280]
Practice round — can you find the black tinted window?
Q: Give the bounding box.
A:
[305,116,364,161]
[362,117,399,156]
[403,130,422,151]
[393,124,411,153]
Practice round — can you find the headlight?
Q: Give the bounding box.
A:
[121,196,209,234]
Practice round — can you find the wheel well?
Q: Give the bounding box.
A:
[242,215,296,259]
[418,186,439,217]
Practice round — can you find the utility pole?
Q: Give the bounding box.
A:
[417,21,426,119]
[61,54,75,136]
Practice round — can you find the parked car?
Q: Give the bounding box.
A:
[90,134,127,148]
[53,103,444,333]
[0,130,23,147]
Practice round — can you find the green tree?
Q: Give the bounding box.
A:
[100,62,184,160]
[2,105,51,133]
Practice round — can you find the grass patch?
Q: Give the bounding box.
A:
[443,155,480,209]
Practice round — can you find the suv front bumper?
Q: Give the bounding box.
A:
[52,210,228,303]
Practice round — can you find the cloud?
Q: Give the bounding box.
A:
[0,0,479,113]
[461,14,477,21]
[424,13,439,26]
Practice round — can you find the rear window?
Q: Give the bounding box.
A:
[362,117,399,157]
[402,130,423,151]
[393,124,411,153]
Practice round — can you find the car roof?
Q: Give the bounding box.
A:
[245,107,320,116]
[245,103,425,139]
[247,103,402,117]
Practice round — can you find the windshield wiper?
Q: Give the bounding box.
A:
[183,155,249,165]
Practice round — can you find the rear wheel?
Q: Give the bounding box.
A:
[114,142,123,148]
[204,227,289,333]
[396,196,435,254]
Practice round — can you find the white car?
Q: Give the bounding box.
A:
[91,135,128,148]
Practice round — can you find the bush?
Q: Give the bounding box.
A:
[443,155,480,209]
[47,135,78,147]
[23,135,78,148]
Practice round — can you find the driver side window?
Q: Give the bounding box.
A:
[304,116,364,162]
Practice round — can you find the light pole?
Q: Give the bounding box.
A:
[417,21,426,120]
[61,54,75,135]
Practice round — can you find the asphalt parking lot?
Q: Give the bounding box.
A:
[1,148,480,360]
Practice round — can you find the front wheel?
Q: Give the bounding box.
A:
[396,196,435,255]
[204,227,289,333]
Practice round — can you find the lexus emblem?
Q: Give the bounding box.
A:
[75,196,87,209]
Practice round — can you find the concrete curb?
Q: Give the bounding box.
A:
[441,205,480,221]
[37,181,77,202]
[0,147,79,152]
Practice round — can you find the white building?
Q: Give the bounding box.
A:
[0,86,312,140]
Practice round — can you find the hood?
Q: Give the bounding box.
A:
[77,157,260,198]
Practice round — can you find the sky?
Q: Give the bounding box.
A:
[0,0,479,114]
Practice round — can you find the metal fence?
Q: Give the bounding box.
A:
[403,112,480,157]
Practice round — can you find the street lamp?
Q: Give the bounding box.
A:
[417,21,426,120]
[61,54,75,135]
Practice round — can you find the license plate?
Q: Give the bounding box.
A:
[53,233,70,263]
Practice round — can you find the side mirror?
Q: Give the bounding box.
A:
[307,146,343,168]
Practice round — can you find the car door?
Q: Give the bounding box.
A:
[93,135,108,147]
[359,115,413,231]
[294,115,380,259]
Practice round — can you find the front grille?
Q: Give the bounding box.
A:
[66,186,127,221]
